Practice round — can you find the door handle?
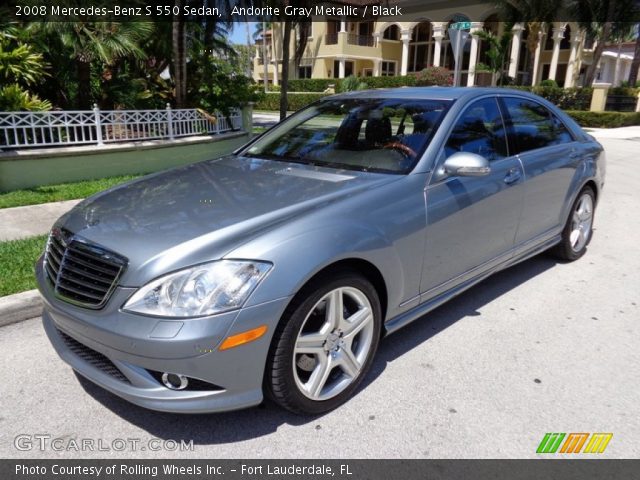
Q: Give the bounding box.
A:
[504,168,522,185]
[569,148,580,159]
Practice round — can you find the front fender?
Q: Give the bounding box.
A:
[228,220,406,320]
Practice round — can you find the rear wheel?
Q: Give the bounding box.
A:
[553,186,595,261]
[265,272,381,414]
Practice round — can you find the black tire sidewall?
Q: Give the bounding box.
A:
[558,186,596,261]
[265,272,382,415]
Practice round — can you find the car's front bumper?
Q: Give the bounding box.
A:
[36,257,291,413]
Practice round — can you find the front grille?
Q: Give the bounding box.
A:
[57,328,130,384]
[44,228,127,309]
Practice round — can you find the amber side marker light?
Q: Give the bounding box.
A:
[219,325,268,351]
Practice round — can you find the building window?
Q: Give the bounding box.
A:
[409,22,434,72]
[381,61,396,76]
[383,25,399,40]
[298,66,312,78]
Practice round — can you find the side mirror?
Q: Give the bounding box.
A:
[442,152,491,177]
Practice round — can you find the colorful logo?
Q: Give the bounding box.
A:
[537,433,613,454]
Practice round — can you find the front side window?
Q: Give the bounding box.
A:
[245,98,451,173]
[503,97,573,154]
[444,97,508,161]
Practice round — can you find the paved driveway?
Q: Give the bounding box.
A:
[0,134,638,459]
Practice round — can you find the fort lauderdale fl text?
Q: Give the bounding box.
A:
[16,462,353,477]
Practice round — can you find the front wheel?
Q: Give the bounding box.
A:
[265,272,382,414]
[553,186,595,261]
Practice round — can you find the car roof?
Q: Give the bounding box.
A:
[329,86,536,102]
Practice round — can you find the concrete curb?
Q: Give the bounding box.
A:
[0,290,42,327]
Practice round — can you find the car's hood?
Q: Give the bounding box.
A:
[57,155,398,285]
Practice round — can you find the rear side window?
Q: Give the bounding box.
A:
[502,97,574,154]
[444,97,508,161]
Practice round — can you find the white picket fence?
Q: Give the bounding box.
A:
[0,104,243,149]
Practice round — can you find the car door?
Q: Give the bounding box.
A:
[420,97,525,298]
[500,96,578,246]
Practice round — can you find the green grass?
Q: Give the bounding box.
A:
[0,174,142,209]
[0,235,48,296]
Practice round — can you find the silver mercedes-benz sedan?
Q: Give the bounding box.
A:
[37,87,605,414]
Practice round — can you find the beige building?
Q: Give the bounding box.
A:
[253,2,637,88]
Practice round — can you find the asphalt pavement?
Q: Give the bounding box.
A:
[0,134,638,459]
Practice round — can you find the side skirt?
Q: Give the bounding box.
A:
[383,233,561,336]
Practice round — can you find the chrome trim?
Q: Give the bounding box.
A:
[43,228,128,310]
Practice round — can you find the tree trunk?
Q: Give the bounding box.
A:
[279,20,292,121]
[584,22,612,86]
[628,33,640,86]
[584,0,618,87]
[172,0,187,108]
[76,59,92,109]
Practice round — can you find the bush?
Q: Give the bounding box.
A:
[287,75,420,92]
[338,75,368,92]
[254,92,329,111]
[502,86,593,110]
[414,67,453,86]
[565,111,640,128]
[0,83,51,111]
[287,78,336,92]
[539,79,559,87]
[365,75,418,88]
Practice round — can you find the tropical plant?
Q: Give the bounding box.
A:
[629,26,640,86]
[338,75,368,92]
[494,0,558,85]
[567,0,638,86]
[188,52,261,119]
[41,21,154,108]
[0,24,51,111]
[0,84,52,111]
[475,28,513,85]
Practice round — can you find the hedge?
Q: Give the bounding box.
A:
[254,92,328,111]
[505,86,593,110]
[286,75,420,92]
[565,111,640,128]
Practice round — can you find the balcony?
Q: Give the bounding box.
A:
[325,33,338,45]
[347,34,374,47]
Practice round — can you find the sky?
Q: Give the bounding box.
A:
[229,22,257,45]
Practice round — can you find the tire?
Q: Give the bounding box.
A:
[264,271,382,414]
[552,186,596,261]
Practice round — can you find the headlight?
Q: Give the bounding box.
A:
[122,260,272,318]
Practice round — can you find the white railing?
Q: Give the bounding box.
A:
[0,104,243,149]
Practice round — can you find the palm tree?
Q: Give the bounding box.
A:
[568,0,638,86]
[629,26,640,86]
[172,0,187,107]
[278,3,311,119]
[42,21,153,108]
[494,0,559,85]
[475,27,514,85]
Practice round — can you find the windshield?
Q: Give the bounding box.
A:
[244,97,451,174]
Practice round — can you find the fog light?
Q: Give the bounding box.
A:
[161,372,188,390]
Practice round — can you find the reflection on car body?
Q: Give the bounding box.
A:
[37,87,605,414]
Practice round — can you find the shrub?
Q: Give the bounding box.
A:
[287,75,420,92]
[287,78,336,92]
[0,83,51,111]
[539,79,559,87]
[338,75,368,92]
[254,92,329,111]
[501,86,592,110]
[414,67,453,86]
[565,111,640,128]
[365,75,418,88]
